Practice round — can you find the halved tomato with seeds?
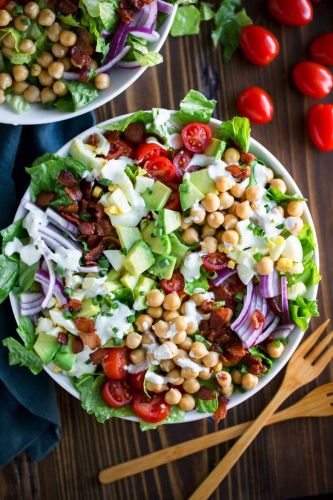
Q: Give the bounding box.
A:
[202,252,228,271]
[102,380,134,408]
[182,123,212,153]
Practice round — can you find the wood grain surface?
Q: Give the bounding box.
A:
[1,1,333,499]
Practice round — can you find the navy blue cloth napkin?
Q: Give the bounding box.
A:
[0,113,95,468]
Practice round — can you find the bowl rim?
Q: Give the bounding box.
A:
[0,8,177,126]
[9,112,319,424]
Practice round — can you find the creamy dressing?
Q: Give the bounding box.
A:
[49,309,79,335]
[180,252,202,282]
[183,300,203,330]
[146,343,174,363]
[5,237,23,256]
[188,154,214,169]
[81,276,114,298]
[36,317,62,338]
[125,360,149,374]
[175,357,201,371]
[52,247,81,272]
[95,302,133,344]
[285,217,299,231]
[208,160,235,183]
[165,322,178,339]
[145,371,166,385]
[69,346,97,377]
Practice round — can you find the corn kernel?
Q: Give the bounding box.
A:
[276,257,293,274]
[267,239,275,249]
[108,184,117,192]
[104,205,119,216]
[92,186,102,198]
[52,365,62,373]
[275,236,285,245]
[227,260,236,269]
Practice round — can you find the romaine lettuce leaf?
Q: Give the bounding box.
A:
[183,268,209,295]
[289,296,319,331]
[102,111,153,132]
[195,397,218,413]
[16,316,36,349]
[55,81,99,112]
[174,89,217,124]
[265,188,306,205]
[0,255,19,304]
[287,224,320,288]
[134,50,163,67]
[139,405,186,431]
[2,337,43,375]
[219,116,251,152]
[15,260,39,295]
[171,6,201,36]
[200,3,215,21]
[6,94,30,114]
[1,219,25,254]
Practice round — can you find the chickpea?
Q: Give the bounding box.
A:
[231,369,242,385]
[236,200,253,220]
[213,361,223,373]
[12,81,29,95]
[179,336,193,352]
[37,51,54,69]
[190,342,209,360]
[2,47,14,58]
[23,85,40,103]
[201,193,220,212]
[147,289,165,308]
[182,227,199,244]
[163,341,179,359]
[164,388,182,405]
[207,211,224,229]
[90,59,98,70]
[288,217,304,235]
[272,205,284,218]
[0,89,5,104]
[126,331,142,350]
[163,310,179,322]
[222,383,234,397]
[60,30,77,47]
[181,366,200,379]
[190,293,205,306]
[202,351,219,368]
[160,359,175,372]
[24,2,40,19]
[135,314,153,332]
[3,33,16,49]
[267,340,284,359]
[219,191,234,209]
[222,229,239,246]
[38,8,56,27]
[48,61,64,80]
[163,291,181,312]
[180,214,192,229]
[14,15,30,32]
[215,175,234,193]
[287,200,304,217]
[0,9,12,27]
[173,315,188,333]
[201,223,216,238]
[47,22,62,42]
[19,39,36,54]
[59,56,71,71]
[270,178,287,193]
[179,393,195,411]
[53,80,68,97]
[153,320,168,339]
[0,73,12,90]
[198,367,212,380]
[51,43,68,58]
[224,147,240,164]
[174,349,188,363]
[12,65,29,82]
[223,214,238,230]
[230,183,246,198]
[241,373,259,391]
[201,235,218,254]
[40,87,56,104]
[4,1,16,15]
[38,70,54,87]
[147,306,163,319]
[183,378,200,394]
[186,321,198,335]
[141,333,153,346]
[145,381,167,393]
[228,201,240,216]
[255,256,274,275]
[94,73,111,90]
[173,331,187,344]
[129,348,146,365]
[216,371,232,390]
[167,368,184,385]
[245,185,263,202]
[190,204,206,224]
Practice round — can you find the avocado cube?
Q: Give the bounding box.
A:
[33,332,60,364]
[204,138,226,159]
[159,209,181,234]
[54,338,77,372]
[169,233,189,265]
[123,240,155,276]
[76,299,100,318]
[120,272,140,290]
[133,276,156,311]
[179,180,205,211]
[149,255,177,280]
[115,225,142,251]
[142,181,172,211]
[141,220,171,255]
[189,168,217,195]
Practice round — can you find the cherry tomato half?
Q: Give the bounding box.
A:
[132,393,170,423]
[102,380,134,408]
[307,104,333,152]
[103,347,129,381]
[310,33,333,67]
[202,252,228,272]
[0,0,8,7]
[237,87,274,124]
[182,123,212,153]
[144,155,176,182]
[160,270,186,296]
[106,140,134,160]
[240,25,280,66]
[268,0,313,26]
[173,150,191,172]
[129,371,146,391]
[164,183,181,211]
[292,61,333,99]
[136,142,168,162]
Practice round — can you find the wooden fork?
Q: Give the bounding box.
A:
[99,382,333,484]
[189,320,333,500]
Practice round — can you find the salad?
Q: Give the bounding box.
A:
[0,90,320,429]
[0,0,174,113]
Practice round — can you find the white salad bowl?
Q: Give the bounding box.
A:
[0,10,176,126]
[10,113,319,424]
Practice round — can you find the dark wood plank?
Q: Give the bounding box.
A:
[2,1,333,499]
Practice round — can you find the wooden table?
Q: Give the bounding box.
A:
[1,1,333,498]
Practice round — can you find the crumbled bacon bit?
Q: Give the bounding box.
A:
[62,202,79,214]
[95,218,113,236]
[225,164,251,180]
[36,191,55,207]
[74,316,95,333]
[87,134,99,146]
[68,299,82,312]
[79,331,101,350]
[65,186,83,202]
[104,130,120,144]
[58,170,78,188]
[117,7,134,23]
[195,387,216,400]
[71,46,92,70]
[78,221,95,236]
[251,310,265,330]
[90,348,106,365]
[72,336,84,354]
[58,0,79,15]
[214,396,228,423]
[124,122,145,144]
[57,332,68,345]
[240,152,256,164]
[84,242,104,262]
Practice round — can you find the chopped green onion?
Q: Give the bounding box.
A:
[127,314,135,323]
[99,178,112,187]
[64,287,73,296]
[234,292,244,302]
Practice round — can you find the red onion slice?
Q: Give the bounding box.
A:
[129,28,160,42]
[36,269,67,306]
[20,292,44,305]
[211,268,237,288]
[259,269,280,298]
[281,276,290,323]
[21,304,44,316]
[271,323,294,340]
[254,316,281,345]
[45,208,78,237]
[117,60,142,69]
[40,258,55,309]
[157,0,174,14]
[96,46,131,74]
[230,279,254,331]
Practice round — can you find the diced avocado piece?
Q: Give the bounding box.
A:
[141,220,171,255]
[158,209,181,234]
[133,276,156,311]
[76,299,100,318]
[108,270,120,281]
[120,272,140,290]
[135,175,154,193]
[142,181,172,210]
[105,280,123,292]
[169,233,189,265]
[189,168,217,195]
[115,225,142,251]
[104,249,125,271]
[149,255,177,280]
[123,240,155,276]
[54,338,76,372]
[179,180,205,211]
[69,138,106,169]
[33,332,60,364]
[204,138,226,159]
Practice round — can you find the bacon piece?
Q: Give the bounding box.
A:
[74,316,95,333]
[58,170,78,188]
[95,203,105,220]
[225,164,251,180]
[240,152,256,164]
[85,242,104,262]
[61,202,79,215]
[65,186,83,202]
[196,387,216,400]
[86,134,99,146]
[251,310,265,330]
[104,130,120,144]
[58,0,79,15]
[79,331,101,350]
[80,181,93,199]
[87,235,101,249]
[124,122,145,144]
[210,307,233,331]
[214,274,245,308]
[214,396,228,423]
[226,340,246,358]
[95,218,112,236]
[90,348,106,365]
[71,46,92,70]
[68,299,82,312]
[117,7,134,23]
[243,353,268,376]
[102,236,121,249]
[36,191,55,207]
[57,332,68,345]
[72,336,84,354]
[78,221,95,236]
[61,211,79,223]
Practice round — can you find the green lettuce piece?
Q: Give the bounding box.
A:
[287,224,320,287]
[139,405,186,431]
[248,346,273,373]
[74,374,135,423]
[193,334,212,349]
[55,81,99,112]
[6,95,30,114]
[171,6,201,36]
[200,3,215,21]
[9,52,33,65]
[219,116,251,152]
[0,27,22,50]
[134,50,163,67]
[289,296,319,331]
[102,111,153,132]
[96,36,110,58]
[195,396,218,413]
[99,0,119,30]
[59,15,82,27]
[174,89,217,124]
[212,0,252,62]
[183,268,209,295]
[15,261,39,295]
[0,255,19,304]
[265,188,306,205]
[1,219,25,254]
[16,316,36,349]
[2,337,43,375]
[81,0,101,17]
